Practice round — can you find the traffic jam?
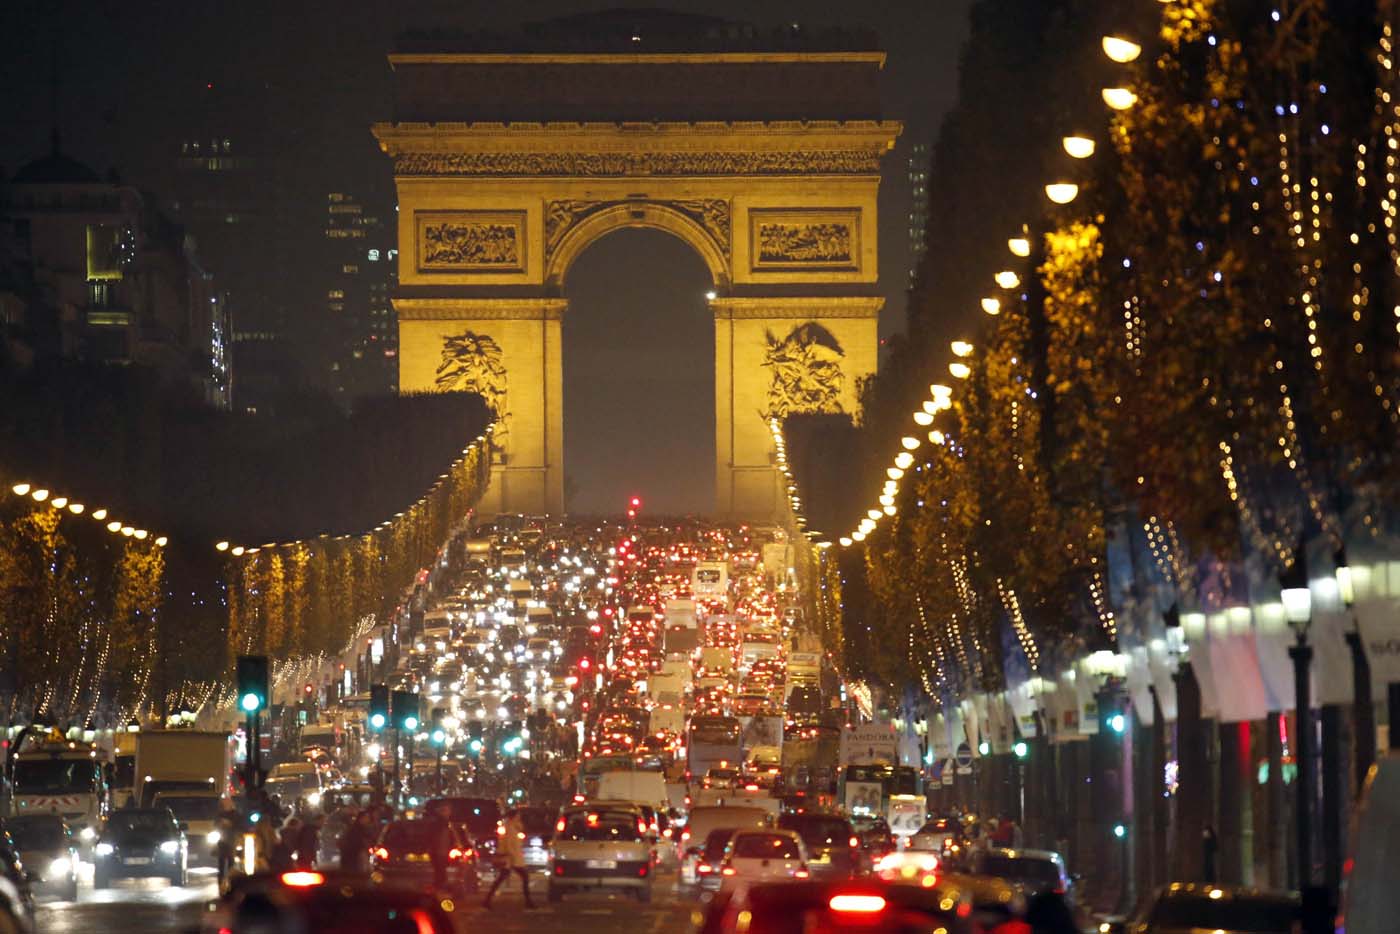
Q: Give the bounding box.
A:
[3,515,1076,933]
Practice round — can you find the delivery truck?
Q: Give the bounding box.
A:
[134,730,237,807]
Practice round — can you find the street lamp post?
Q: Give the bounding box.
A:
[1280,553,1313,890]
[1332,549,1376,793]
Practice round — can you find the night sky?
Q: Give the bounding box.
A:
[0,0,971,516]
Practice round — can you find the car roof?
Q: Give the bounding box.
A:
[982,847,1064,864]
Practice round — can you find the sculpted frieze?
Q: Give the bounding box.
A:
[393,149,881,177]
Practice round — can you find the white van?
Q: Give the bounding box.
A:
[595,770,668,809]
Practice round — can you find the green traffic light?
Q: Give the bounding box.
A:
[240,692,261,713]
[1013,741,1028,759]
[369,713,386,730]
[403,716,419,731]
[431,729,446,745]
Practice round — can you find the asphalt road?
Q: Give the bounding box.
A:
[33,866,699,934]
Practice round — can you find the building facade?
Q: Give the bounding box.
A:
[0,140,230,406]
[324,192,398,402]
[907,141,930,288]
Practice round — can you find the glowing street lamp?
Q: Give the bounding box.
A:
[913,411,934,426]
[851,531,867,542]
[995,270,1020,289]
[948,362,971,380]
[981,297,1001,316]
[886,467,905,480]
[900,436,921,451]
[1045,183,1080,204]
[894,452,914,470]
[950,340,974,358]
[1007,237,1030,257]
[1063,136,1096,159]
[1102,36,1142,63]
[1103,88,1138,110]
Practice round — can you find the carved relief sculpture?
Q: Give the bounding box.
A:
[394,150,883,178]
[417,212,526,272]
[435,331,509,434]
[749,210,860,271]
[759,322,845,419]
[544,198,730,264]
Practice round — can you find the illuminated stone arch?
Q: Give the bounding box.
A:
[545,200,730,291]
[374,18,899,520]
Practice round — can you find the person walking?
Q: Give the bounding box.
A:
[296,813,321,869]
[339,810,374,872]
[215,799,239,888]
[484,809,535,909]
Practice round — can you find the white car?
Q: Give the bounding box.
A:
[717,829,809,887]
[548,807,655,902]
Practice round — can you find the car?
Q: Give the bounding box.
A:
[1118,883,1301,934]
[694,878,977,934]
[692,828,739,892]
[93,808,188,888]
[677,805,773,884]
[422,797,502,865]
[548,807,654,902]
[201,869,457,934]
[966,846,1072,904]
[152,791,224,867]
[777,813,862,880]
[516,806,555,869]
[0,824,35,928]
[908,817,958,854]
[3,815,78,901]
[716,829,809,888]
[369,819,480,894]
[851,815,896,859]
[703,766,740,790]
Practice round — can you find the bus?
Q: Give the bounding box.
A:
[839,764,926,837]
[687,715,743,781]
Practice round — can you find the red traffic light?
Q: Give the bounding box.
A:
[304,683,313,695]
[579,658,591,670]
[630,497,641,508]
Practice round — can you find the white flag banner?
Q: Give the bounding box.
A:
[1356,598,1400,693]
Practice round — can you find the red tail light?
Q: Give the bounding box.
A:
[829,894,886,913]
[849,836,860,849]
[681,830,690,842]
[795,868,810,879]
[448,848,463,861]
[280,871,324,887]
[721,866,737,876]
[372,847,389,861]
[697,863,712,874]
[556,818,566,832]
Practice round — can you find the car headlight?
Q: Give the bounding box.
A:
[207,830,222,845]
[79,826,97,842]
[49,856,72,877]
[95,843,114,857]
[160,840,180,855]
[306,792,321,807]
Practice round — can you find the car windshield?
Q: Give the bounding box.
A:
[977,855,1061,889]
[13,758,97,793]
[1148,894,1298,932]
[779,815,851,846]
[258,894,452,934]
[732,833,800,859]
[424,799,500,837]
[109,811,174,834]
[702,830,735,861]
[5,817,64,849]
[517,808,554,835]
[382,823,445,849]
[558,813,642,842]
[155,796,221,822]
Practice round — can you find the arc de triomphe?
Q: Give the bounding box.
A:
[374,14,900,519]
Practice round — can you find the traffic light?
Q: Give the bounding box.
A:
[1013,740,1029,759]
[236,655,269,714]
[369,685,389,732]
[430,708,447,746]
[392,690,420,732]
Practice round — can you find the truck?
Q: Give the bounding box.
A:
[787,652,822,686]
[692,561,728,599]
[663,599,698,630]
[133,730,236,807]
[11,736,108,843]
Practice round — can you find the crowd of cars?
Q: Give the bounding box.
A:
[0,514,1373,934]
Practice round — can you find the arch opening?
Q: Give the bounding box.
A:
[562,227,716,516]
